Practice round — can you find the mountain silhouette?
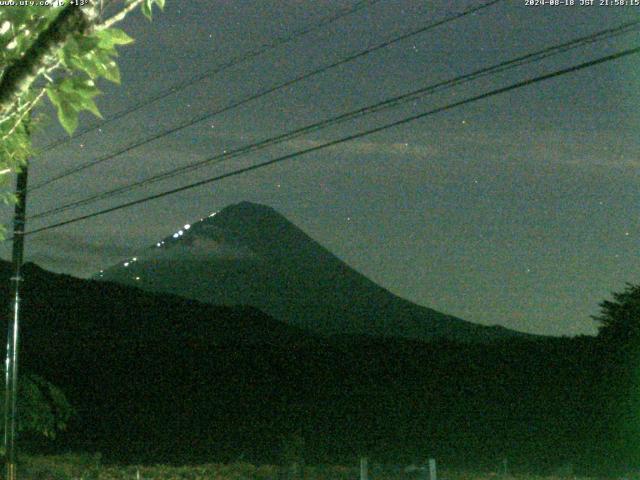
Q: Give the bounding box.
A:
[0,262,607,471]
[98,201,533,342]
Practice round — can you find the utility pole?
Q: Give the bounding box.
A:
[3,161,28,480]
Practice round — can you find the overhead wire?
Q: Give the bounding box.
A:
[36,0,383,154]
[27,20,640,221]
[21,44,640,238]
[29,0,504,192]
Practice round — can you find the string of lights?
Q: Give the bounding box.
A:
[29,0,504,192]
[27,20,640,222]
[22,44,640,238]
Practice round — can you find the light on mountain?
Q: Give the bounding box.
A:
[173,233,179,239]
[184,224,191,230]
[133,257,137,262]
[124,262,129,267]
[135,277,140,281]
[157,242,162,247]
[178,230,184,236]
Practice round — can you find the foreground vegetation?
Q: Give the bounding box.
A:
[17,454,607,480]
[3,280,639,478]
[3,265,639,474]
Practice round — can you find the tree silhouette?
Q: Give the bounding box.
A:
[591,283,640,472]
[593,283,640,343]
[0,371,73,454]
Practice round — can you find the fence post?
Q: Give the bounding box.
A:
[360,457,368,480]
[428,459,437,480]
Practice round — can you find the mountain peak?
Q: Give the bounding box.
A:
[213,201,287,226]
[224,201,275,213]
[98,202,535,343]
[205,201,314,257]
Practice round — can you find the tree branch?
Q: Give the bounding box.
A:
[0,4,98,116]
[1,88,46,142]
[96,0,144,31]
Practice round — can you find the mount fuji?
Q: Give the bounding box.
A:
[97,201,533,343]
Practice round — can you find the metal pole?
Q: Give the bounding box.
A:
[4,161,28,480]
[360,457,368,480]
[428,458,437,480]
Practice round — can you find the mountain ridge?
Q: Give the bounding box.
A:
[98,201,538,343]
[0,260,606,470]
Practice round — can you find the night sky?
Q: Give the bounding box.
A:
[1,0,638,336]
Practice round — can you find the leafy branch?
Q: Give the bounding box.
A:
[0,0,165,176]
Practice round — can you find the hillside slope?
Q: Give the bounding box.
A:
[98,201,531,343]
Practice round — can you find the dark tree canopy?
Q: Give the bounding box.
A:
[593,283,640,342]
[0,371,74,445]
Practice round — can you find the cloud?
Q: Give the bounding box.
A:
[150,232,256,262]
[12,231,143,278]
[276,137,444,158]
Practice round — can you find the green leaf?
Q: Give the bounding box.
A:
[102,59,121,84]
[95,28,134,48]
[60,36,80,68]
[69,53,106,80]
[142,0,153,20]
[57,78,103,118]
[1,193,16,207]
[81,97,102,118]
[49,85,80,133]
[75,34,101,55]
[45,86,62,109]
[5,7,30,27]
[80,48,121,83]
[57,101,78,134]
[59,76,101,100]
[154,0,165,10]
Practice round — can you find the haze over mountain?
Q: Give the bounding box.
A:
[98,201,534,342]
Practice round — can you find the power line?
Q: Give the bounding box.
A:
[37,0,384,154]
[28,20,640,221]
[21,44,640,238]
[29,0,504,192]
